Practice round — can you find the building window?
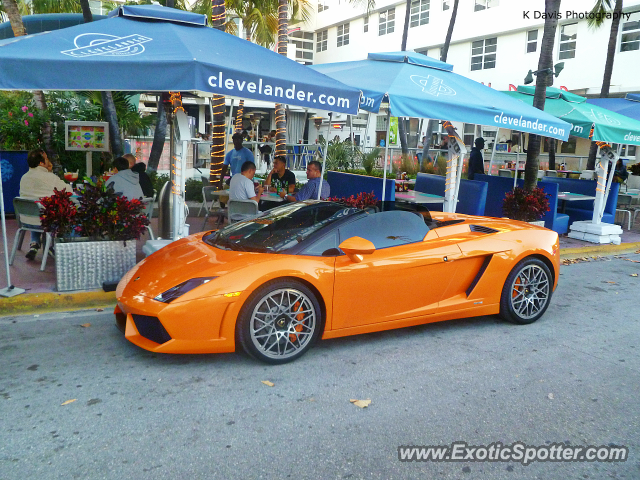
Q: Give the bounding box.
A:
[463,124,476,147]
[410,0,430,27]
[379,8,395,36]
[290,31,314,64]
[443,0,450,11]
[364,16,369,33]
[620,13,640,52]
[474,0,498,12]
[316,30,327,52]
[559,23,577,59]
[471,37,497,70]
[526,29,538,53]
[337,22,350,47]
[318,1,328,13]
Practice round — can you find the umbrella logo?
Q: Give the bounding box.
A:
[410,75,456,97]
[61,33,152,58]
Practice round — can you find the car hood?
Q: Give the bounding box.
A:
[124,235,266,298]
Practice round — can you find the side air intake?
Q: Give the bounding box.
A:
[470,225,499,234]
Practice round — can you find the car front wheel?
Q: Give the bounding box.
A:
[500,257,552,325]
[237,280,322,364]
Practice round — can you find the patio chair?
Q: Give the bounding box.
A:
[141,196,156,240]
[498,169,512,178]
[579,170,595,180]
[545,170,558,177]
[228,199,260,223]
[537,170,544,180]
[202,192,227,230]
[198,185,218,217]
[10,197,54,271]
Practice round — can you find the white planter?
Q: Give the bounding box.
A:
[55,239,136,292]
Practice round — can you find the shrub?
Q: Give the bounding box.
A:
[327,191,378,209]
[502,187,550,222]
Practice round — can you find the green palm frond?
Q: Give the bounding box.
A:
[588,0,616,28]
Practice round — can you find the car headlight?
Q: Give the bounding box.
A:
[154,277,217,303]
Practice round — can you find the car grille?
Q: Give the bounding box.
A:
[132,314,172,345]
[470,224,499,234]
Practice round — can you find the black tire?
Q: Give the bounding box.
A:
[236,279,323,364]
[500,257,553,325]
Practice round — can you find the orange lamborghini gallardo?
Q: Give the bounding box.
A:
[115,201,559,364]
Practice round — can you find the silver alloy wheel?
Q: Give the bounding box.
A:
[249,288,317,360]
[509,264,550,320]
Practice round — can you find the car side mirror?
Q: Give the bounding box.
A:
[339,236,376,263]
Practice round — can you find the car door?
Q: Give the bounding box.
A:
[331,211,463,330]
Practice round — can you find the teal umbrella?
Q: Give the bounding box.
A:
[504,86,640,146]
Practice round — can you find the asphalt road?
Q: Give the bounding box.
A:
[1,255,639,480]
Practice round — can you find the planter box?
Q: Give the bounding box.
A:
[55,239,136,292]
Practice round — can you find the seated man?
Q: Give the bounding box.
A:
[19,149,73,260]
[265,155,296,194]
[279,160,330,202]
[124,153,154,198]
[106,156,144,200]
[229,161,263,203]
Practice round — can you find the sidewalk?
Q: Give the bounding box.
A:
[2,205,640,317]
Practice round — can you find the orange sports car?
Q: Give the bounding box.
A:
[115,201,559,364]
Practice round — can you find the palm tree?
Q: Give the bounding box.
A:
[421,0,458,168]
[522,0,561,191]
[209,0,227,185]
[274,0,289,157]
[586,0,624,169]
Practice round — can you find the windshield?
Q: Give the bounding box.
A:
[203,202,359,253]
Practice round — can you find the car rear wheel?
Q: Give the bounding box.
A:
[237,280,322,364]
[500,258,552,325]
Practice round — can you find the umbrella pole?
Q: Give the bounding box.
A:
[318,113,332,200]
[382,111,391,207]
[488,128,499,176]
[0,160,25,297]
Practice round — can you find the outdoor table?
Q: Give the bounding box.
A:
[395,191,445,205]
[557,192,596,213]
[260,192,284,203]
[557,170,582,178]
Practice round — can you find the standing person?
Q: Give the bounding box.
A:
[19,149,73,260]
[279,161,330,202]
[220,133,254,181]
[106,156,144,200]
[468,137,485,180]
[229,161,263,203]
[258,131,274,171]
[265,155,296,195]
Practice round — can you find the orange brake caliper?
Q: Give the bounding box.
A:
[289,301,305,342]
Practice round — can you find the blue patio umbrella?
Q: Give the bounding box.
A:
[587,94,640,122]
[311,52,570,139]
[0,5,361,114]
[311,52,571,205]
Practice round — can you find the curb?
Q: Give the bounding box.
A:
[560,241,640,260]
[0,291,116,318]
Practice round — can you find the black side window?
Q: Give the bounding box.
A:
[301,231,339,256]
[338,211,429,249]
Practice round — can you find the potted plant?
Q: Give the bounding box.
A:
[328,191,378,210]
[502,186,550,226]
[40,180,149,291]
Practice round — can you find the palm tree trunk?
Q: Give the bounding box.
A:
[548,137,556,170]
[210,0,227,185]
[422,0,458,168]
[587,0,623,169]
[274,0,288,157]
[79,0,93,22]
[4,0,25,36]
[102,91,123,157]
[148,97,166,172]
[396,1,412,156]
[523,0,560,191]
[235,101,245,133]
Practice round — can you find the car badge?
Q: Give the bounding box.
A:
[134,276,140,282]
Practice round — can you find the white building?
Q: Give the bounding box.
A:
[292,0,640,161]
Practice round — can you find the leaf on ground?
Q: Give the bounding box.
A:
[61,399,77,406]
[631,274,638,277]
[350,399,372,408]
[547,393,554,400]
[261,380,274,387]
[604,281,617,284]
[96,308,104,312]
[80,323,91,328]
